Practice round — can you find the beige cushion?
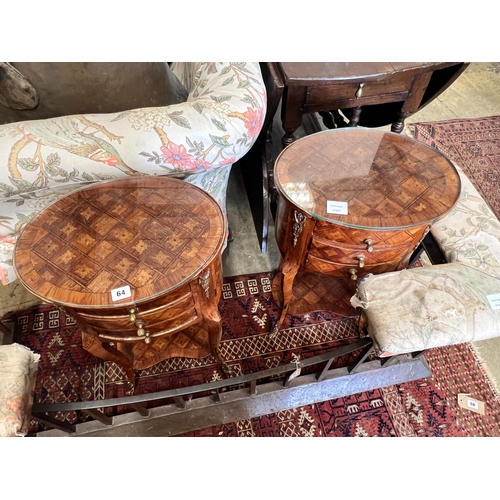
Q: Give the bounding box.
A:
[350,263,500,357]
[0,343,40,437]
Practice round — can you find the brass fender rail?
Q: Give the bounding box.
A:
[31,337,372,433]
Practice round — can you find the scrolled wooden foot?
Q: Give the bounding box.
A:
[125,380,135,396]
[268,322,279,338]
[221,362,232,376]
[213,347,232,376]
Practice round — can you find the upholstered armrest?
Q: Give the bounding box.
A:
[0,62,266,284]
[351,263,500,357]
[430,162,500,278]
[0,343,40,436]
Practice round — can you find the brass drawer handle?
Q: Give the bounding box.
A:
[363,238,373,252]
[355,83,365,99]
[349,269,358,280]
[128,308,137,322]
[356,255,365,268]
[136,321,145,337]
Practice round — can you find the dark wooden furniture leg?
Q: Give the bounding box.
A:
[348,106,363,127]
[392,71,434,133]
[281,85,307,148]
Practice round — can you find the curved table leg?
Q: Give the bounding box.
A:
[198,261,229,374]
[81,330,136,394]
[270,264,299,337]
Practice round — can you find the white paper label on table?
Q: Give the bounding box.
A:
[111,285,132,301]
[327,200,348,215]
[487,293,500,310]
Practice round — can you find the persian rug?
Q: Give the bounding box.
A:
[408,115,500,220]
[4,271,500,437]
[4,272,360,435]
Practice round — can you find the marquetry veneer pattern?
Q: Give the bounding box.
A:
[272,129,461,331]
[14,177,226,388]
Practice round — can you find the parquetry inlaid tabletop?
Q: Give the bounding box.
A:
[14,177,225,308]
[275,128,461,228]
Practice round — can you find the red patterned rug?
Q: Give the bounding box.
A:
[4,271,500,437]
[408,115,500,219]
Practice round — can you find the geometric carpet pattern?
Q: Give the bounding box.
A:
[5,271,500,436]
[409,115,500,220]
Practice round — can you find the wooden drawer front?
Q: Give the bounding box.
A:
[74,291,197,338]
[312,220,425,248]
[71,283,193,318]
[304,74,414,108]
[136,283,193,311]
[135,292,195,322]
[308,236,413,266]
[304,253,402,279]
[95,306,199,342]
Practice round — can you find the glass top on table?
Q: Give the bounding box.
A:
[13,176,226,308]
[274,128,461,229]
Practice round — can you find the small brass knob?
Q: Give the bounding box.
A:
[349,269,358,280]
[136,320,145,337]
[128,308,137,322]
[144,331,151,344]
[363,239,373,252]
[357,255,365,268]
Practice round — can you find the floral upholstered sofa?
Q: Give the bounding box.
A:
[0,62,266,285]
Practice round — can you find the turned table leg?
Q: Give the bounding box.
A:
[348,106,363,127]
[391,112,408,134]
[280,85,307,149]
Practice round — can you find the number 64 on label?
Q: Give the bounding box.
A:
[111,285,132,301]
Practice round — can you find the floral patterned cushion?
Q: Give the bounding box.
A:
[0,343,40,436]
[430,163,500,277]
[351,263,500,357]
[0,62,266,285]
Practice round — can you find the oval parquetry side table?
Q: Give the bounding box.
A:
[271,128,462,335]
[14,177,227,392]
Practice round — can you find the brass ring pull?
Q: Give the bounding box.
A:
[357,255,365,268]
[363,238,373,252]
[355,83,365,99]
[349,269,358,280]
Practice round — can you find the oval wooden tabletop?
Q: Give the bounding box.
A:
[274,128,461,229]
[14,177,225,308]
